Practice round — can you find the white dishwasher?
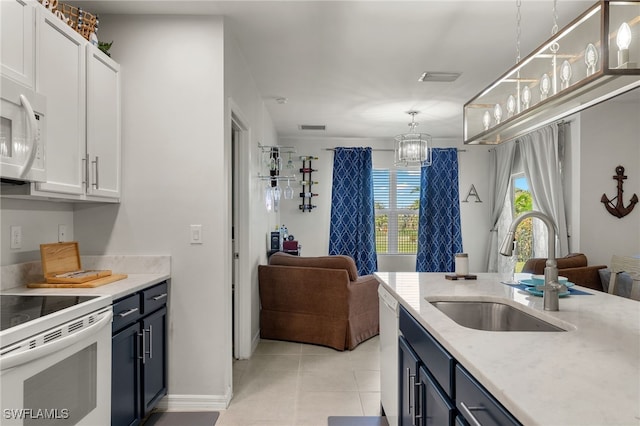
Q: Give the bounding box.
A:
[378,284,399,426]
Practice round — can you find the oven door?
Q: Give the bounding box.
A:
[0,308,112,426]
[0,75,46,182]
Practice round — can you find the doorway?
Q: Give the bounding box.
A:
[230,103,251,360]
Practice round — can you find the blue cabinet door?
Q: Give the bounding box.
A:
[111,322,141,426]
[141,306,167,416]
[419,365,455,426]
[399,336,421,426]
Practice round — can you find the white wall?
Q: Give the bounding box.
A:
[73,15,231,407]
[278,136,491,273]
[0,198,74,265]
[577,97,640,266]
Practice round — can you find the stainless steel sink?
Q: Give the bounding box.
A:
[430,301,566,332]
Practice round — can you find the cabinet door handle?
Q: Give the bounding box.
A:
[138,331,146,365]
[142,325,153,364]
[117,307,138,318]
[83,154,89,190]
[92,156,99,189]
[414,379,423,422]
[460,401,485,426]
[152,293,167,301]
[409,370,416,426]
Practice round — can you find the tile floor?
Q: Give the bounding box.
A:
[216,336,383,426]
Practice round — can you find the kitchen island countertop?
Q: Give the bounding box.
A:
[375,272,640,426]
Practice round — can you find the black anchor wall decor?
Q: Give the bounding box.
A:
[600,165,638,218]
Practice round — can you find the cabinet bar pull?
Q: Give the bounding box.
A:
[92,156,99,189]
[118,307,138,318]
[409,371,416,426]
[138,331,146,364]
[460,401,485,426]
[83,154,89,190]
[147,325,153,359]
[152,293,167,301]
[414,380,423,422]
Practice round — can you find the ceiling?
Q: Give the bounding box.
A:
[70,0,619,141]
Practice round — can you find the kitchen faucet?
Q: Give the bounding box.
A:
[499,211,566,311]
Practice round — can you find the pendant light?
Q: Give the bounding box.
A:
[463,0,640,145]
[394,111,432,167]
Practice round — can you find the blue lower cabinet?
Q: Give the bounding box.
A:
[141,306,167,415]
[112,281,168,426]
[111,322,141,426]
[399,305,520,426]
[399,336,421,426]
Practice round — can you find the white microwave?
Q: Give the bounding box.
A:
[0,76,46,182]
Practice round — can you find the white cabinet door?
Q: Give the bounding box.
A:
[34,7,86,196]
[1,0,35,88]
[86,45,121,200]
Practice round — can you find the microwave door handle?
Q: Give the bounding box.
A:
[18,94,39,179]
[0,310,112,371]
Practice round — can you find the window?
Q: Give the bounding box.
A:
[512,174,533,271]
[373,169,420,254]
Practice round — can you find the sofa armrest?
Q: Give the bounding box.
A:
[259,265,350,317]
[348,275,380,316]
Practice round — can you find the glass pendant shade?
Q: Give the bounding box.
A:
[394,112,432,167]
[463,1,640,145]
[394,132,432,167]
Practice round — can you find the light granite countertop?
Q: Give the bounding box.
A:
[375,272,640,426]
[2,273,170,301]
[1,255,171,301]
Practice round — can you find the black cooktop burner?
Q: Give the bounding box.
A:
[0,295,98,331]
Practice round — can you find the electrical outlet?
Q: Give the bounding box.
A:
[10,226,22,249]
[58,224,67,242]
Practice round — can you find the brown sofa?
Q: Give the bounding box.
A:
[521,253,607,291]
[258,252,379,351]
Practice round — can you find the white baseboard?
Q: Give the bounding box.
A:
[251,329,260,355]
[156,392,231,411]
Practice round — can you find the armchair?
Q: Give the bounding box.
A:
[521,253,607,291]
[258,252,379,351]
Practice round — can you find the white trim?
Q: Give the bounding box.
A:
[228,97,252,360]
[155,393,232,411]
[251,329,260,355]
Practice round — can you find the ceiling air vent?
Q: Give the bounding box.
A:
[299,124,326,131]
[418,72,461,82]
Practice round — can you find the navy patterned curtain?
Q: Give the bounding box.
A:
[416,148,462,272]
[329,147,378,276]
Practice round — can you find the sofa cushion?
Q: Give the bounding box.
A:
[269,252,359,281]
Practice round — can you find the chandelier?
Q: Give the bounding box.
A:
[394,111,432,167]
[463,0,640,145]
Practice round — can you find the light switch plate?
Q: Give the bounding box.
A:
[190,225,203,244]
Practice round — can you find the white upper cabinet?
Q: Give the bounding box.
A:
[1,2,121,202]
[34,6,86,196]
[86,45,121,199]
[1,0,35,88]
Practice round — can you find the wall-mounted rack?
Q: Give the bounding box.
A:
[299,156,318,212]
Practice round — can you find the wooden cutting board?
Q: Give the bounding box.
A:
[27,273,128,288]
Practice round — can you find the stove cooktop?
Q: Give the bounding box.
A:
[1,294,99,331]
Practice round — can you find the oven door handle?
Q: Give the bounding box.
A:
[0,310,112,371]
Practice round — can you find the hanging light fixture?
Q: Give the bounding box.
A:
[394,111,432,167]
[463,0,640,145]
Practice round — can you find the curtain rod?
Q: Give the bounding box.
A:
[324,148,467,152]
